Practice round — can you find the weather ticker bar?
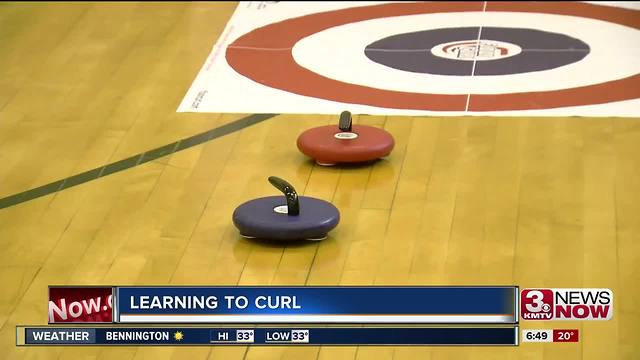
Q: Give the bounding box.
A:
[17,326,519,346]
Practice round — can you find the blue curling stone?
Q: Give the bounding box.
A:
[232,196,340,241]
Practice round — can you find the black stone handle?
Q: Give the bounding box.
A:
[268,176,300,216]
[338,111,352,132]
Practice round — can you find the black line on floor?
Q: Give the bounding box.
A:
[0,113,278,210]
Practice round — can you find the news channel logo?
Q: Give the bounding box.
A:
[520,288,613,321]
[48,287,114,323]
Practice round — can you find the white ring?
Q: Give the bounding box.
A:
[292,11,640,95]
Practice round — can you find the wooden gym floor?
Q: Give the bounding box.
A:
[0,2,638,359]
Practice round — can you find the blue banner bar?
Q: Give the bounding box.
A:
[115,286,517,324]
[19,326,518,346]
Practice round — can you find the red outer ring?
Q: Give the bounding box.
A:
[226,1,640,112]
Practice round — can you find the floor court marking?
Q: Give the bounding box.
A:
[465,1,487,112]
[186,1,640,116]
[0,113,278,210]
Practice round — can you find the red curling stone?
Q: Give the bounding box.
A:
[297,111,395,166]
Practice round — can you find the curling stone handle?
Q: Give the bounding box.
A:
[268,176,300,216]
[338,111,352,132]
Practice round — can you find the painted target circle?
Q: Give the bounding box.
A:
[293,11,638,96]
[364,27,590,76]
[431,39,523,62]
[225,2,640,111]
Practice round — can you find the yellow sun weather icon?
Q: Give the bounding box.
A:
[174,331,184,341]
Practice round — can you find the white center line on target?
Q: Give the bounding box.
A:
[465,1,487,112]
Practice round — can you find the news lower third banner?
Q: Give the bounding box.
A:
[17,326,519,346]
[48,286,518,324]
[116,286,518,324]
